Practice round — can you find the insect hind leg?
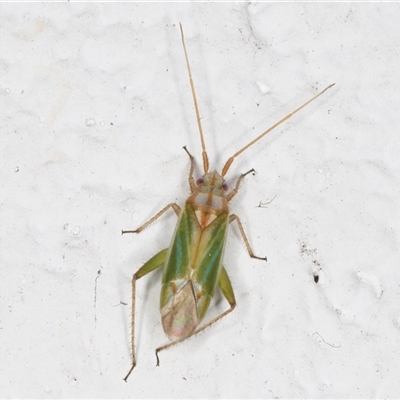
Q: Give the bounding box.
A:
[123,248,169,381]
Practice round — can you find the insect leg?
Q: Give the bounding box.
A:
[155,266,236,366]
[124,248,169,381]
[122,203,181,234]
[226,169,255,201]
[183,146,196,192]
[229,214,267,261]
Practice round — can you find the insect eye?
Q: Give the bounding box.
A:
[196,177,204,186]
[222,181,228,191]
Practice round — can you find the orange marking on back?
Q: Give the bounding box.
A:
[195,209,217,229]
[206,191,214,207]
[171,281,178,295]
[196,289,203,302]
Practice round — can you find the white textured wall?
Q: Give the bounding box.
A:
[1,3,400,398]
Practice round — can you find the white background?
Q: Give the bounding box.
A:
[1,2,400,398]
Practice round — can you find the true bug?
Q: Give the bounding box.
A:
[122,24,334,381]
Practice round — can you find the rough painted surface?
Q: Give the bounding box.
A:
[1,3,399,398]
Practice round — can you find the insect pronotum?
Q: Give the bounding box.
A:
[122,24,334,381]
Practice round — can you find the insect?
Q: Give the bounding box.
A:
[122,24,334,381]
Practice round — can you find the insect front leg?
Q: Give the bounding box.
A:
[183,146,196,192]
[229,214,267,261]
[122,203,181,234]
[155,266,236,366]
[226,169,255,201]
[124,248,169,382]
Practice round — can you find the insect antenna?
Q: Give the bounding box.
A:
[180,23,209,174]
[221,83,335,177]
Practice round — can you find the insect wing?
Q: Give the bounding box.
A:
[160,202,229,340]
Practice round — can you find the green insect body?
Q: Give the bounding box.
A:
[161,171,229,341]
[122,24,334,381]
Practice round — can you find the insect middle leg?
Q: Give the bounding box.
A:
[155,266,236,365]
[229,214,267,261]
[122,203,181,234]
[123,248,169,382]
